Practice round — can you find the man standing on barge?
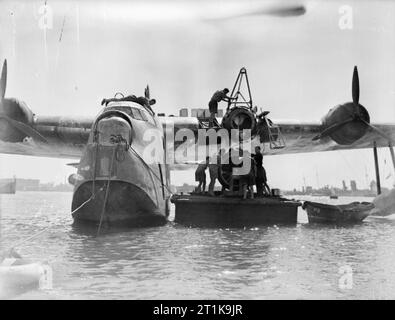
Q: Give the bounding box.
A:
[194,157,209,193]
[253,146,270,196]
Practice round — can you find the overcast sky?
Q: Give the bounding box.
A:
[0,0,394,189]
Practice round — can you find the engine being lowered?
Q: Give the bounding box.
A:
[220,67,285,149]
[215,68,286,189]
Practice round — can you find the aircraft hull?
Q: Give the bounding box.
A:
[71,180,167,227]
[71,143,169,228]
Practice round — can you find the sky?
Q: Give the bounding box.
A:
[0,0,394,190]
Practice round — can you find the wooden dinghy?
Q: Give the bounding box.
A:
[302,201,374,224]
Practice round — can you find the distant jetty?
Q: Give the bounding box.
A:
[0,178,16,194]
[0,178,73,193]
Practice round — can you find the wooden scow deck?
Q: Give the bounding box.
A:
[171,193,301,227]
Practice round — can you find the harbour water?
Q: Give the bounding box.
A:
[1,191,395,299]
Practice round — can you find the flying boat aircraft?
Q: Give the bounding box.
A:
[1,2,395,228]
[1,58,395,227]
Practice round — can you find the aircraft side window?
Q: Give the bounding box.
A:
[106,106,133,118]
[124,107,134,117]
[140,109,156,125]
[131,107,143,120]
[120,107,133,117]
[139,109,148,121]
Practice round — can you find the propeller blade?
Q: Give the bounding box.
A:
[0,59,7,100]
[0,115,48,143]
[312,118,354,141]
[352,66,359,105]
[360,119,394,144]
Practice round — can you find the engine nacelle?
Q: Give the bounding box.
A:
[0,98,34,142]
[221,107,257,134]
[322,102,370,145]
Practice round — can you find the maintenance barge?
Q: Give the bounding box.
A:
[171,192,301,227]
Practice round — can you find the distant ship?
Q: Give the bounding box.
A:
[0,177,16,194]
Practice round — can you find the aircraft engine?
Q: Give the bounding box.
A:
[319,102,370,145]
[312,66,390,145]
[0,98,34,142]
[221,107,257,134]
[0,60,36,142]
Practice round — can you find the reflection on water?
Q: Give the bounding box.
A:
[1,192,395,299]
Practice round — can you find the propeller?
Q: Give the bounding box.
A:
[312,118,354,141]
[0,59,48,143]
[360,118,394,144]
[313,66,365,141]
[351,67,394,143]
[313,66,366,141]
[313,66,394,144]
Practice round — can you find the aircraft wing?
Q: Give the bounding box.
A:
[1,111,395,161]
[0,115,94,159]
[161,116,395,160]
[264,120,395,155]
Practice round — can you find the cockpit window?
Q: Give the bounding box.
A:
[139,109,148,121]
[105,105,154,123]
[106,106,133,117]
[131,107,143,120]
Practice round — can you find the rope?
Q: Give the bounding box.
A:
[70,186,105,216]
[8,228,52,252]
[96,145,117,236]
[1,185,104,254]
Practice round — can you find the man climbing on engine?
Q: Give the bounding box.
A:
[208,88,234,127]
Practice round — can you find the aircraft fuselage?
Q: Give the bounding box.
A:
[70,101,170,227]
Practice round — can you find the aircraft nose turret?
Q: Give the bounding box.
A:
[92,109,134,147]
[96,115,132,146]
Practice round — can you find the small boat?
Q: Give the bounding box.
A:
[302,201,374,224]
